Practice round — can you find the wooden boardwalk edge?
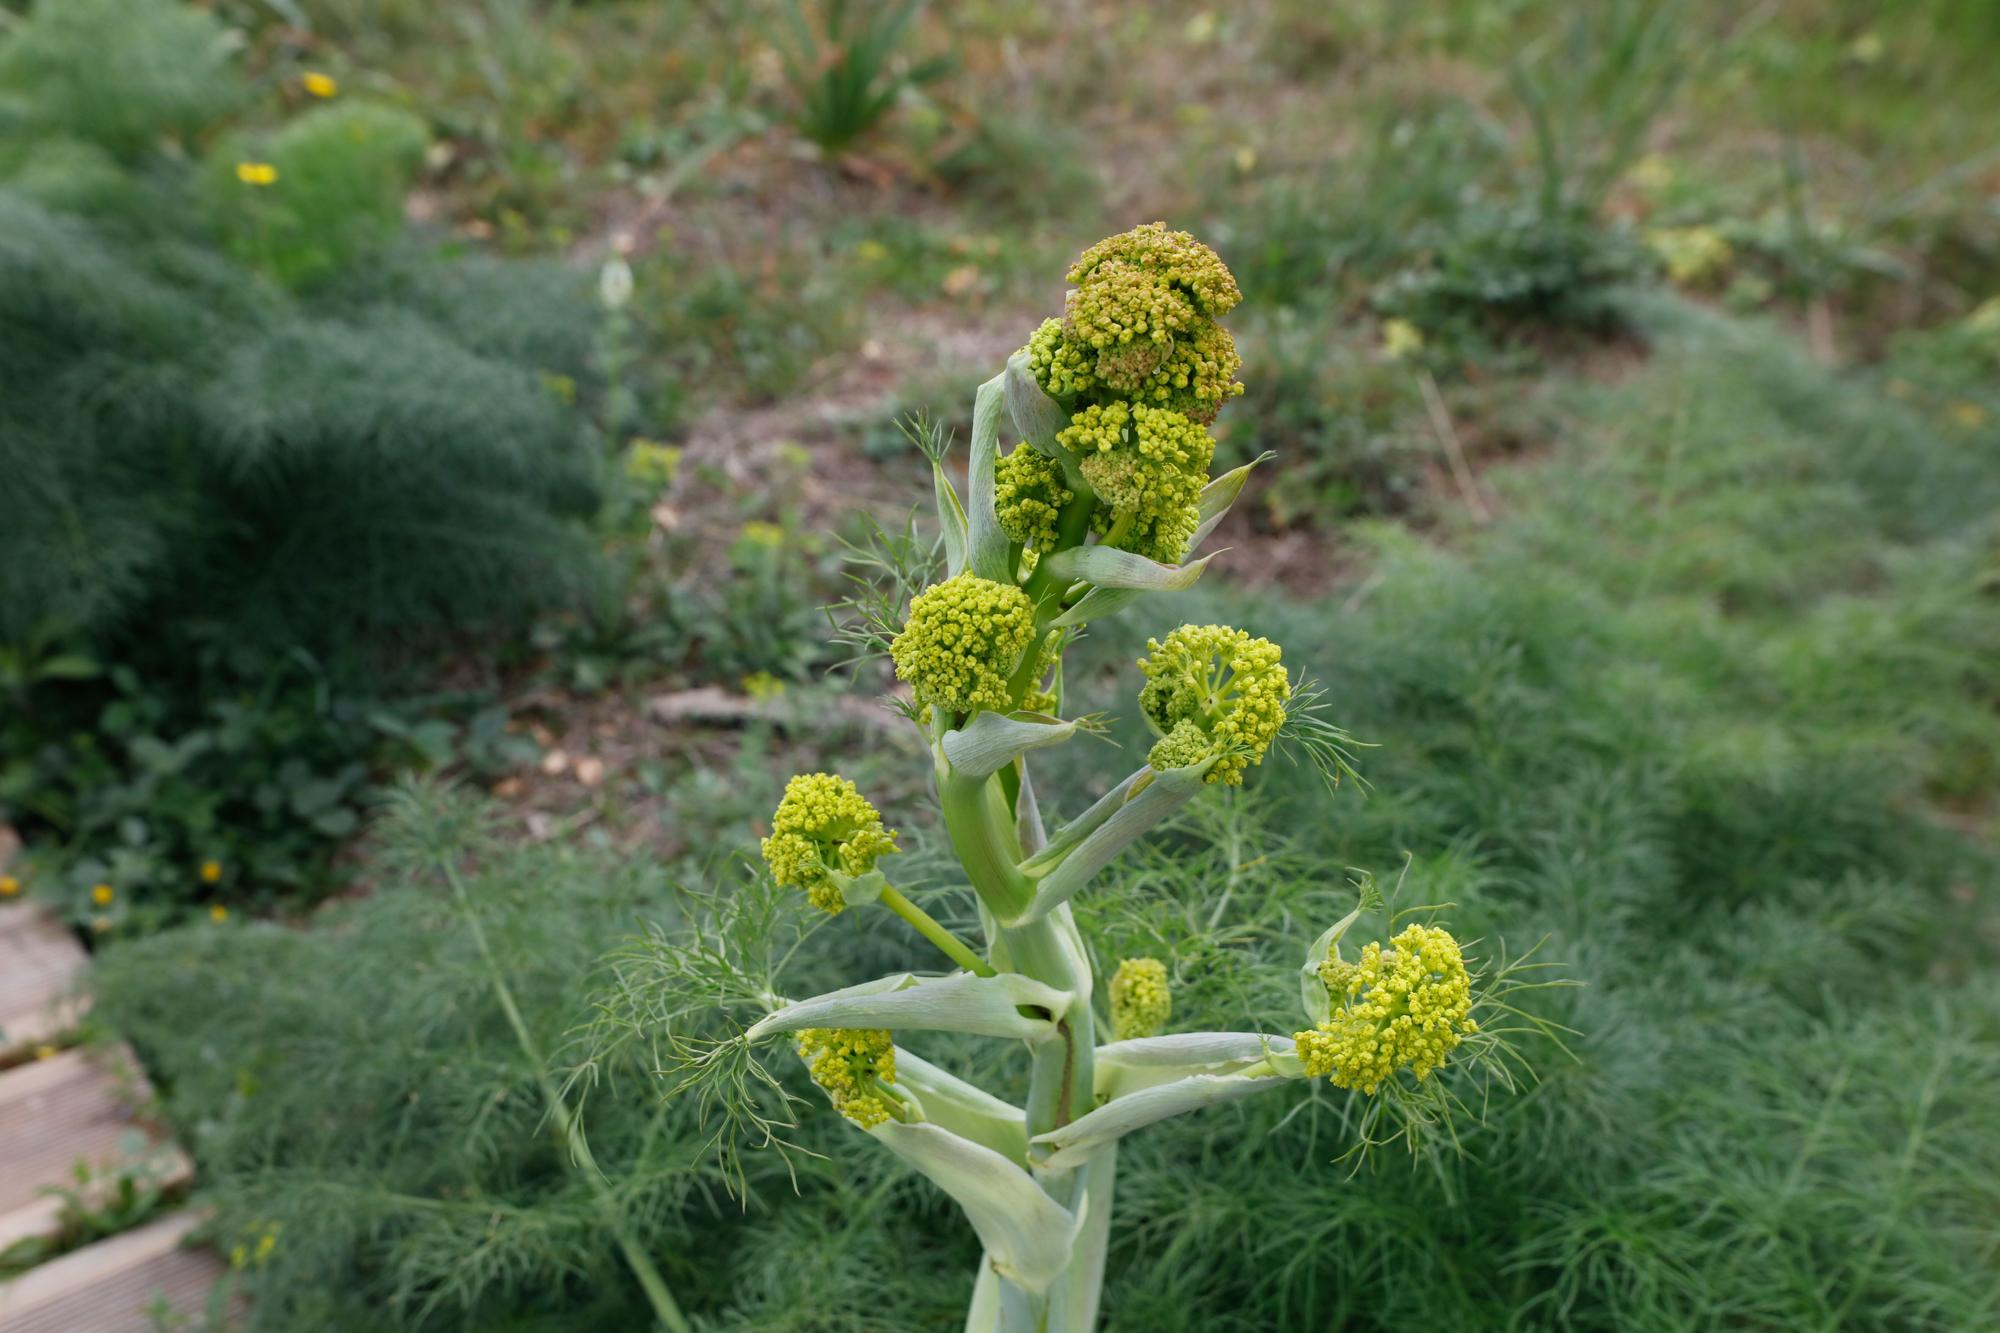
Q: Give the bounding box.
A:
[0,878,236,1328]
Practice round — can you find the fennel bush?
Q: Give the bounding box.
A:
[601,225,1560,1331]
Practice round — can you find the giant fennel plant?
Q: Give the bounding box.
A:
[615,225,1547,1331]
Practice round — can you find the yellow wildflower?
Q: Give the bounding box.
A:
[1381,318,1425,360]
[91,916,112,934]
[1647,226,1734,286]
[1629,153,1674,192]
[235,162,278,186]
[210,903,230,923]
[740,520,787,550]
[91,883,114,906]
[1060,401,1216,564]
[993,446,1073,553]
[0,874,19,897]
[1030,222,1247,425]
[200,859,223,884]
[1294,924,1477,1094]
[34,1044,58,1061]
[624,438,681,488]
[303,71,338,98]
[1963,296,2000,337]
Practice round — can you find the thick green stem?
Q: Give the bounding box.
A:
[996,910,1096,1140]
[942,767,1034,921]
[879,884,996,977]
[1021,489,1098,606]
[440,858,691,1333]
[1052,1145,1117,1332]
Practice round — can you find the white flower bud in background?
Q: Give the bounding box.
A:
[598,256,634,310]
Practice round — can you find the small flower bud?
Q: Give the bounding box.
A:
[1109,957,1172,1040]
[760,773,898,914]
[1058,402,1214,566]
[994,446,1074,552]
[795,1027,899,1128]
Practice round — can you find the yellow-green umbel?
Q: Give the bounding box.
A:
[1027,222,1245,425]
[1109,957,1172,1040]
[760,773,898,914]
[994,445,1074,554]
[1137,624,1291,785]
[1294,924,1478,1094]
[1057,401,1214,566]
[794,1028,898,1128]
[890,572,1038,716]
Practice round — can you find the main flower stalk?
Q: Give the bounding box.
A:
[731,224,1515,1333]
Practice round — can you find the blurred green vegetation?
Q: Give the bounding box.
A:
[0,0,612,921]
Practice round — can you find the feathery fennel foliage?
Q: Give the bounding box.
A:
[93,783,715,1330]
[0,0,609,656]
[0,0,243,161]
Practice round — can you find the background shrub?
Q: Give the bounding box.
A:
[0,0,615,920]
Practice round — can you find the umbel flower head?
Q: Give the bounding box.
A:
[890,573,1038,716]
[795,1027,898,1129]
[1026,222,1244,425]
[994,444,1074,553]
[761,773,899,914]
[1137,624,1291,785]
[1294,924,1477,1095]
[1057,401,1215,566]
[1109,957,1172,1040]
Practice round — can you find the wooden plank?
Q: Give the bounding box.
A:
[0,1210,229,1332]
[0,1048,191,1252]
[0,904,91,1067]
